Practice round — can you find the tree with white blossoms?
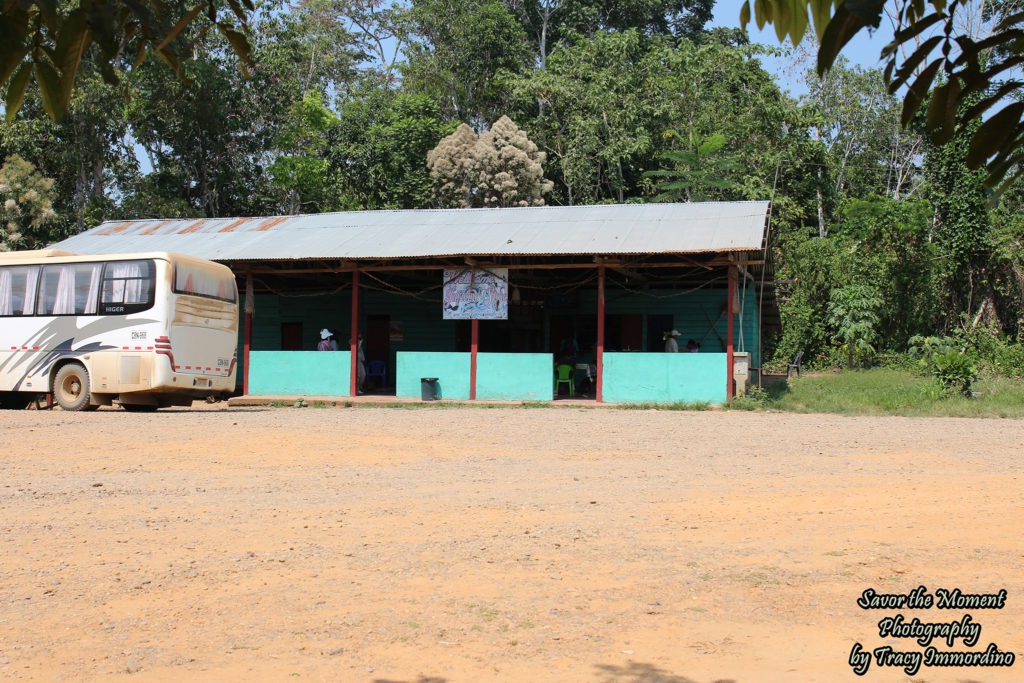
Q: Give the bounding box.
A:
[427,116,553,208]
[0,156,58,252]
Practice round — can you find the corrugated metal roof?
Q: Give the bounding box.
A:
[53,202,770,261]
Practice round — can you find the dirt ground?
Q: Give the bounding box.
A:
[1,404,1022,682]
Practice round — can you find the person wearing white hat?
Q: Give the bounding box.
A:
[317,328,333,351]
[664,329,680,353]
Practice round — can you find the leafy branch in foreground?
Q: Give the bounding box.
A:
[741,0,1024,196]
[1,0,255,122]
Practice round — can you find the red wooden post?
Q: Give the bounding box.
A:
[596,262,605,403]
[243,311,252,396]
[350,269,360,397]
[727,266,735,401]
[470,318,479,400]
[243,273,252,396]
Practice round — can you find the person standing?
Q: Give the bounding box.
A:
[318,328,333,351]
[350,331,366,394]
[664,329,680,353]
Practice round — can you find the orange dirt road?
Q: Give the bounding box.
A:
[1,405,1022,682]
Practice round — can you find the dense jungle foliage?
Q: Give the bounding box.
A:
[2,0,1022,377]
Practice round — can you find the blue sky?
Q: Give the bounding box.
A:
[711,0,896,95]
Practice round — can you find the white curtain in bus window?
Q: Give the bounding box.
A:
[0,266,38,316]
[174,263,235,302]
[42,264,103,315]
[105,262,146,303]
[0,269,11,315]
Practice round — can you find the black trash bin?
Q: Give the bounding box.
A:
[420,377,440,401]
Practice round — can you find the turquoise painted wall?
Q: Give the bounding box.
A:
[249,351,351,396]
[396,352,554,400]
[476,353,553,401]
[396,352,471,400]
[602,352,727,404]
[238,279,762,396]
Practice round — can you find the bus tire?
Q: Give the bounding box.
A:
[53,364,95,412]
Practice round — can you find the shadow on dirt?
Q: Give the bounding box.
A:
[594,661,737,683]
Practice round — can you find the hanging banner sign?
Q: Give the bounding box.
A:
[442,268,509,320]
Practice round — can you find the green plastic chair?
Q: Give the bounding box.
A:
[554,364,574,397]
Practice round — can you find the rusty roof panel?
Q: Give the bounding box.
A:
[218,217,252,233]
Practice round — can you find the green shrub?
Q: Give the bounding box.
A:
[932,351,978,397]
[727,386,768,410]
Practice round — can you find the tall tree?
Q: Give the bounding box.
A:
[400,0,533,125]
[0,155,57,250]
[332,86,454,209]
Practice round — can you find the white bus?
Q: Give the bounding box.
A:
[0,250,238,411]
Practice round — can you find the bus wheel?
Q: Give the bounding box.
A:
[121,404,158,412]
[53,364,95,412]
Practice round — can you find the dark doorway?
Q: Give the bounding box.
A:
[281,322,303,350]
[366,314,390,389]
[647,314,673,352]
[619,314,643,351]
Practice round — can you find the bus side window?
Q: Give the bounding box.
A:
[0,266,39,316]
[37,263,103,315]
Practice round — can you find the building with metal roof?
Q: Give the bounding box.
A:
[53,202,774,404]
[55,201,769,261]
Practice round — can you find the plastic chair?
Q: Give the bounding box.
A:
[554,364,574,397]
[366,360,387,387]
[787,351,804,379]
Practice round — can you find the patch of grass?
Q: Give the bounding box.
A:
[353,401,462,409]
[617,401,711,411]
[769,368,1024,418]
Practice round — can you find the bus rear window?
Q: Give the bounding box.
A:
[0,265,39,316]
[100,260,155,315]
[174,263,236,303]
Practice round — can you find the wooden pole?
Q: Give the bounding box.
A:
[350,269,360,397]
[243,274,253,396]
[597,262,605,403]
[470,319,479,400]
[243,311,252,395]
[727,266,735,401]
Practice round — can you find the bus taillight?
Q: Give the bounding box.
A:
[154,335,176,369]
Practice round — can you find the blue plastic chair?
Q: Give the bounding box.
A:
[367,360,387,387]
